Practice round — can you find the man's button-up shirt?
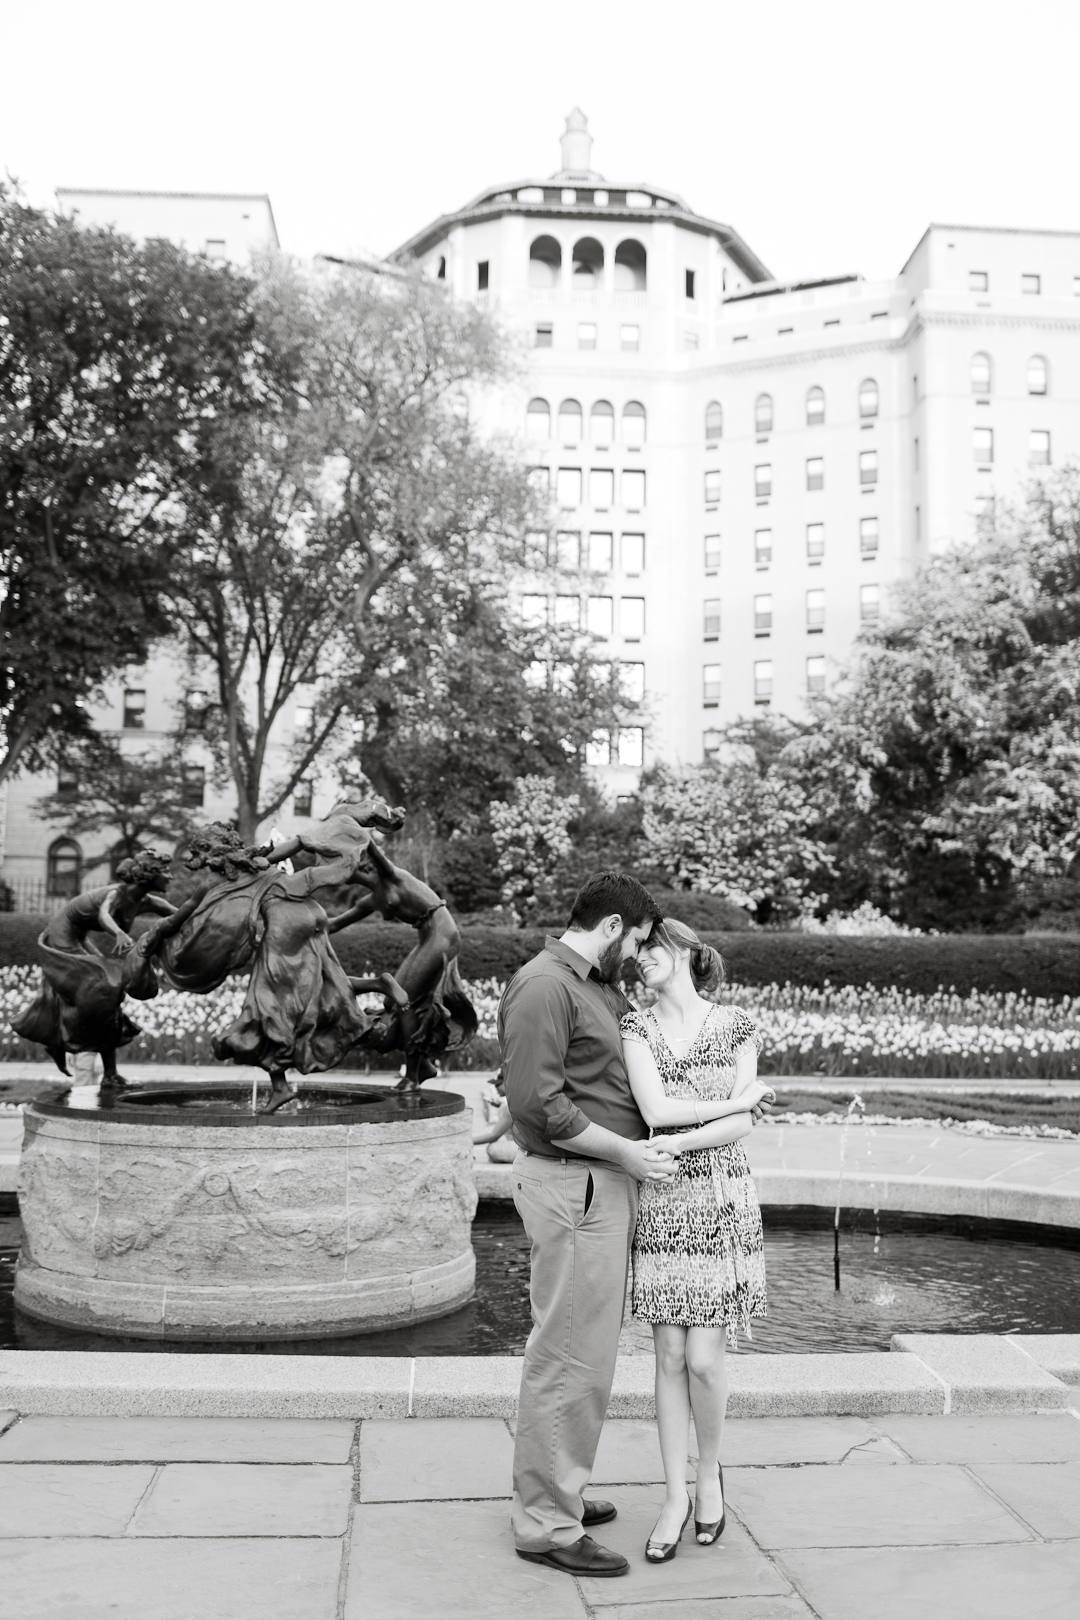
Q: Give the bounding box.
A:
[497,935,647,1158]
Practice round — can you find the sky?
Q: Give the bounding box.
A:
[2,0,1077,284]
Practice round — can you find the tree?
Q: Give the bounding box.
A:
[33,735,200,869]
[788,465,1080,928]
[490,775,582,922]
[0,187,260,784]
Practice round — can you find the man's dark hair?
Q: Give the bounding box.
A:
[567,871,661,933]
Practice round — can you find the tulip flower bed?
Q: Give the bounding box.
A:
[1,967,1079,1082]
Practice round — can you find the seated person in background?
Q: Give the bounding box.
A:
[472,1068,516,1162]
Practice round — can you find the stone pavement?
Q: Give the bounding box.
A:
[2,1405,1080,1619]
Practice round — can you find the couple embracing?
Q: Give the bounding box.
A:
[498,870,773,1578]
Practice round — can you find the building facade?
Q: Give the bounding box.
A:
[54,188,279,263]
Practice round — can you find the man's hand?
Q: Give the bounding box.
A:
[622,1140,676,1183]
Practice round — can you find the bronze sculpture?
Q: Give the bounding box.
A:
[11,851,175,1087]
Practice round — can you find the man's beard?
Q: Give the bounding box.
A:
[597,935,627,984]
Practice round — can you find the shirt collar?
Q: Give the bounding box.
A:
[544,935,597,981]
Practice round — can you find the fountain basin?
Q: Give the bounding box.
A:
[14,1086,478,1340]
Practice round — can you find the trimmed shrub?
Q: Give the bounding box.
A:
[706,932,1080,1000]
[331,922,549,982]
[0,915,50,967]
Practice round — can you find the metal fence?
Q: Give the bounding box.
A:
[0,879,71,915]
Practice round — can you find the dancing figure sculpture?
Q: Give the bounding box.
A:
[12,850,175,1086]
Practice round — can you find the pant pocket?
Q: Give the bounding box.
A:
[583,1171,594,1216]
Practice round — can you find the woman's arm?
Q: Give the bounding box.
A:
[728,1040,760,1100]
[623,1037,772,1128]
[97,888,134,952]
[472,1100,512,1145]
[651,1111,754,1154]
[144,894,178,916]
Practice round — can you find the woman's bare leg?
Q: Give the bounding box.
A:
[262,1068,298,1113]
[685,1327,728,1532]
[649,1324,693,1550]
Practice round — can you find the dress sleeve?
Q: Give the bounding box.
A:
[728,1007,762,1054]
[619,1008,651,1047]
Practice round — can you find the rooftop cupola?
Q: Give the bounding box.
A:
[552,108,604,183]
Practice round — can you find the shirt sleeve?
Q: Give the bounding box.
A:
[729,1007,762,1053]
[619,1008,651,1047]
[498,972,590,1142]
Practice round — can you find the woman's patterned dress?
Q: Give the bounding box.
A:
[621,1003,767,1343]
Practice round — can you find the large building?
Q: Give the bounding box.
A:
[392,111,1080,778]
[6,121,1080,902]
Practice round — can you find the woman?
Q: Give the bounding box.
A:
[11,850,175,1085]
[620,918,771,1563]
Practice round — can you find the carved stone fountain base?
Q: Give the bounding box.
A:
[15,1087,478,1340]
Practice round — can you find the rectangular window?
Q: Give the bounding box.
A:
[522,594,548,628]
[973,427,994,465]
[56,759,78,800]
[589,468,614,508]
[618,726,644,768]
[557,467,582,508]
[860,516,879,556]
[1021,273,1041,295]
[294,704,314,739]
[755,464,772,499]
[703,663,722,705]
[968,270,988,292]
[181,764,206,809]
[527,466,550,494]
[555,530,580,570]
[806,457,824,491]
[588,531,613,572]
[705,470,721,505]
[704,533,721,572]
[684,332,699,351]
[585,730,611,766]
[754,593,772,635]
[477,261,489,291]
[293,781,313,817]
[703,728,722,759]
[619,662,645,703]
[555,594,580,627]
[184,690,210,731]
[622,470,646,509]
[586,596,613,638]
[685,269,696,299]
[621,596,645,639]
[524,660,548,691]
[578,322,597,351]
[122,688,146,729]
[620,324,640,352]
[755,528,772,569]
[859,450,877,486]
[534,322,553,348]
[807,655,826,695]
[703,598,720,639]
[203,239,227,261]
[975,494,995,527]
[914,437,919,471]
[621,532,645,573]
[806,588,825,631]
[754,660,773,704]
[806,522,824,562]
[1030,429,1051,465]
[860,583,881,623]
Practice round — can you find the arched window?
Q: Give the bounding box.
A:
[859,377,879,418]
[705,401,723,442]
[436,255,446,281]
[755,393,773,434]
[572,237,604,286]
[622,401,646,449]
[1028,355,1048,396]
[557,398,583,445]
[806,386,825,426]
[529,235,562,289]
[526,398,550,440]
[47,837,82,899]
[590,400,614,448]
[614,239,647,292]
[971,352,992,396]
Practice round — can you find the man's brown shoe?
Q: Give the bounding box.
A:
[517,1534,629,1577]
[582,1498,617,1527]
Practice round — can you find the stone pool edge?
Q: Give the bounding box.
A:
[0,1335,1076,1421]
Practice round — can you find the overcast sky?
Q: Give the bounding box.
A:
[3,0,1076,284]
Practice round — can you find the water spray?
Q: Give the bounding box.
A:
[834,1092,865,1289]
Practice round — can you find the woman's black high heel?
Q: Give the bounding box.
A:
[645,1493,693,1563]
[695,1462,726,1544]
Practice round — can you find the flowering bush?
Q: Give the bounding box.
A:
[489,775,581,923]
[797,902,926,937]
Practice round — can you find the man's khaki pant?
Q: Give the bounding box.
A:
[511,1152,638,1552]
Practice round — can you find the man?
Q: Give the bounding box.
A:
[498,870,675,1579]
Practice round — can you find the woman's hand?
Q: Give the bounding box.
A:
[113,931,136,955]
[649,1134,685,1157]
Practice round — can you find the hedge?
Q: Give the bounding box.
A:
[4,916,1080,999]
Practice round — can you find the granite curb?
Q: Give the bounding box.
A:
[0,1337,1075,1421]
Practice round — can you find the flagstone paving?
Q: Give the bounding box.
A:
[2,1407,1079,1618]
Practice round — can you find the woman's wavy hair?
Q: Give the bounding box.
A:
[114,849,172,888]
[183,823,268,879]
[647,916,726,997]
